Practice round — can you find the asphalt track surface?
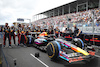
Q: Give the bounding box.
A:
[0,37,100,67]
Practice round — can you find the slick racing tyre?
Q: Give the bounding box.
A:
[47,41,61,59]
[72,38,84,49]
[26,35,35,47]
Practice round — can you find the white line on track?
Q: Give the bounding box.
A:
[95,55,100,58]
[30,53,49,67]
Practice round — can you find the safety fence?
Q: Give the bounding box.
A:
[65,23,100,34]
[58,22,100,46]
[60,32,100,46]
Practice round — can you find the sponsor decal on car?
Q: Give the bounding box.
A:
[66,53,80,58]
[69,56,84,63]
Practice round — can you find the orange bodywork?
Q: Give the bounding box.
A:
[39,32,48,37]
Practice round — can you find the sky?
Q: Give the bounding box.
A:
[0,0,76,26]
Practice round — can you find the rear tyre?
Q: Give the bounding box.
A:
[72,38,84,49]
[47,41,61,59]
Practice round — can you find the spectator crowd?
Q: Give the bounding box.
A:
[32,8,100,28]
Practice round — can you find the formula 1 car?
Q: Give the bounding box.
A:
[26,32,55,50]
[26,35,34,47]
[25,32,41,47]
[34,32,55,51]
[47,38,95,63]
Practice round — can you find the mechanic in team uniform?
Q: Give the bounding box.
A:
[36,26,42,32]
[0,26,3,32]
[32,25,36,32]
[25,25,29,35]
[61,25,67,37]
[32,25,37,32]
[28,26,32,32]
[33,28,37,32]
[18,25,27,47]
[54,26,60,38]
[31,25,37,37]
[3,23,12,48]
[25,25,32,35]
[26,26,32,35]
[42,25,47,32]
[17,24,23,45]
[48,26,54,34]
[42,29,47,32]
[17,24,22,45]
[64,26,72,33]
[73,24,82,38]
[10,25,16,45]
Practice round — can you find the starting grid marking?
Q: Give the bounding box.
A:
[30,53,49,67]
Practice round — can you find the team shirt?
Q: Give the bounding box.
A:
[3,26,10,36]
[10,27,15,36]
[54,29,60,34]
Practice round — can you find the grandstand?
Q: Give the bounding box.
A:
[31,0,100,33]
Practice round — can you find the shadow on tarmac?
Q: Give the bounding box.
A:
[51,57,99,67]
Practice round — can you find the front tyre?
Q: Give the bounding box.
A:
[47,41,61,59]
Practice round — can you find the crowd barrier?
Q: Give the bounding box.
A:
[83,33,100,46]
[61,33,100,46]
